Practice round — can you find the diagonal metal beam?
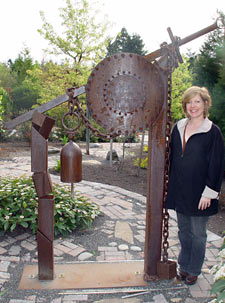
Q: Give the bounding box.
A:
[3,86,86,129]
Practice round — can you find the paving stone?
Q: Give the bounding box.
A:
[67,246,86,257]
[0,271,10,279]
[63,294,88,301]
[78,252,93,261]
[51,298,62,303]
[8,245,21,255]
[0,247,7,254]
[20,241,36,251]
[109,242,117,247]
[153,293,168,303]
[118,244,129,251]
[130,246,142,252]
[115,221,134,244]
[0,261,10,271]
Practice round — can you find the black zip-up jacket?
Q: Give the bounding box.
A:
[165,118,224,216]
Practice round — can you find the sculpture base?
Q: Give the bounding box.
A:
[19,261,147,290]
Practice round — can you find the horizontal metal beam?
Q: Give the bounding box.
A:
[145,19,219,62]
[3,86,86,129]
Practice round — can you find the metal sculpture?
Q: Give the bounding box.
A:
[31,110,55,280]
[3,17,223,281]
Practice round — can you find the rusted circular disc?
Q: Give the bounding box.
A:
[86,52,165,136]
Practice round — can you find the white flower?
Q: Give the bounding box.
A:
[5,216,10,220]
[55,204,61,209]
[20,215,24,219]
[214,264,225,281]
[218,248,225,259]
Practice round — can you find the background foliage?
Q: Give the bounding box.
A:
[0,3,224,143]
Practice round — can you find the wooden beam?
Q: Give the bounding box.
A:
[3,86,86,129]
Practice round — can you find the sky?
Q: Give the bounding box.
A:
[1,0,225,63]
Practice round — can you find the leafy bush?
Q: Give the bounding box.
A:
[133,156,148,169]
[133,145,148,169]
[209,234,225,303]
[0,176,101,236]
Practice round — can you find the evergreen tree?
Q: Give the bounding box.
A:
[190,12,225,136]
[106,27,147,56]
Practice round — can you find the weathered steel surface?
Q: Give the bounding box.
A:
[86,53,165,136]
[38,196,54,242]
[3,86,85,130]
[32,172,53,198]
[157,260,177,280]
[37,229,54,280]
[32,110,56,139]
[32,112,55,280]
[19,261,147,289]
[60,140,82,183]
[144,75,168,278]
[31,127,48,173]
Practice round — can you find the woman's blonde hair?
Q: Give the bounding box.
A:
[182,86,212,118]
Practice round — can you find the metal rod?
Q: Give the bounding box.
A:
[71,183,74,198]
[3,86,86,129]
[137,131,145,176]
[109,139,113,167]
[145,19,219,62]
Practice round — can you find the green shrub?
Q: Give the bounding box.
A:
[133,145,149,169]
[0,176,101,236]
[133,156,148,169]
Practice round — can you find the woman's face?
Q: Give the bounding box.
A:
[186,93,205,119]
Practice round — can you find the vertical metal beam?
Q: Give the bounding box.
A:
[144,78,167,279]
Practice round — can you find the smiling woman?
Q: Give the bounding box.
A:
[166,86,224,285]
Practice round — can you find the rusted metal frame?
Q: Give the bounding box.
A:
[145,19,219,62]
[31,110,55,280]
[3,86,85,130]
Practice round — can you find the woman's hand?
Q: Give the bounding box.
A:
[198,197,211,210]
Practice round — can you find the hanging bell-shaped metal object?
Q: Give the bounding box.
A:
[60,137,82,183]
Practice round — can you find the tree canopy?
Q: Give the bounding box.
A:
[38,0,109,67]
[106,27,147,56]
[190,12,225,136]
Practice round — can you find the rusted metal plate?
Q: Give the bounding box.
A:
[32,110,55,140]
[19,261,147,289]
[86,53,165,136]
[32,172,53,198]
[144,78,167,278]
[38,196,54,241]
[31,127,48,172]
[157,260,177,280]
[37,230,54,280]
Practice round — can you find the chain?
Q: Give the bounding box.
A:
[161,67,173,263]
[66,87,118,140]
